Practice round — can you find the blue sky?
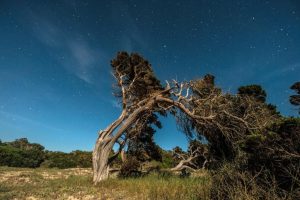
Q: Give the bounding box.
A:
[0,0,299,152]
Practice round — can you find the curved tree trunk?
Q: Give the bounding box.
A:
[92,132,114,183]
[92,93,199,183]
[92,100,154,184]
[92,88,204,183]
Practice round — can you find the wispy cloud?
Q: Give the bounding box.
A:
[23,10,104,84]
[264,63,300,81]
[31,17,61,47]
[0,111,64,133]
[111,0,147,51]
[69,41,97,67]
[64,39,101,84]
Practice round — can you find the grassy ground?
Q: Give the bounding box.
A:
[0,167,211,200]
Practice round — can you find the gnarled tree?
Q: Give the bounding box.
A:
[92,52,277,184]
[92,52,164,183]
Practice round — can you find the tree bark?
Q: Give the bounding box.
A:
[171,156,197,172]
[92,132,114,183]
[92,99,155,184]
[92,94,196,183]
[92,92,199,183]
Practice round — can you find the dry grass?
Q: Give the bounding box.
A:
[0,167,211,200]
[210,164,298,200]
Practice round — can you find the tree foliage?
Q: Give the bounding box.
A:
[0,138,45,168]
[111,52,163,108]
[159,148,176,169]
[127,113,162,162]
[238,84,267,103]
[176,80,278,164]
[42,150,92,169]
[242,118,300,192]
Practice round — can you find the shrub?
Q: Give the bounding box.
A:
[119,157,141,178]
[41,151,77,168]
[241,118,300,195]
[70,150,92,168]
[159,149,175,168]
[210,163,285,200]
[210,118,300,199]
[41,150,92,169]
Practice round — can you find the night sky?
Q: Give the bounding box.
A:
[0,0,299,152]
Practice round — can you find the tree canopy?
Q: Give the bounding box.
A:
[238,84,267,103]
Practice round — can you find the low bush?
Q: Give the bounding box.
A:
[119,157,141,178]
[42,150,92,169]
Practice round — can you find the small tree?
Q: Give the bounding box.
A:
[119,157,141,178]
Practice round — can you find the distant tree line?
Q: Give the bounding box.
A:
[0,138,45,168]
[0,138,92,169]
[0,137,179,170]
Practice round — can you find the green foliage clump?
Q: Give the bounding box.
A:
[70,150,92,168]
[41,151,76,168]
[238,84,267,103]
[159,149,175,169]
[42,150,92,169]
[0,138,45,168]
[111,52,163,101]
